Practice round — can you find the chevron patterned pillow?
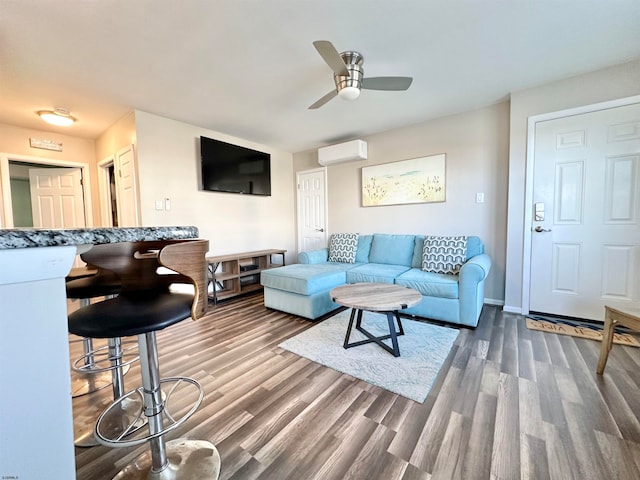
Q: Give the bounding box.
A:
[328,233,359,263]
[422,235,468,274]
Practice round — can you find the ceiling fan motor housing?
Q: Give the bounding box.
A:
[335,51,364,98]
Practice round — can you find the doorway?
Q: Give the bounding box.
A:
[296,167,328,252]
[97,145,139,228]
[0,153,92,228]
[523,96,640,320]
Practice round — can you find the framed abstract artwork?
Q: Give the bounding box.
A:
[361,153,446,206]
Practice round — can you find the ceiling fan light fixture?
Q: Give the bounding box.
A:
[338,86,361,101]
[37,108,76,127]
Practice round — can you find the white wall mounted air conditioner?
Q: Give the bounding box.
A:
[318,139,368,166]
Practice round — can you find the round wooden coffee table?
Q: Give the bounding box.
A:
[330,283,422,357]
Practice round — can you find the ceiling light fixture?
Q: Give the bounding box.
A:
[37,107,76,127]
[338,86,361,101]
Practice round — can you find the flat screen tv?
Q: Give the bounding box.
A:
[200,136,271,196]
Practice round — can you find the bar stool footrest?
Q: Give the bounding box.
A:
[71,340,139,375]
[96,376,204,448]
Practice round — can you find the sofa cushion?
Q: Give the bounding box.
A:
[411,235,426,268]
[354,235,373,263]
[466,236,484,258]
[261,263,352,295]
[422,235,468,274]
[328,233,359,263]
[369,234,415,266]
[396,268,459,299]
[346,263,411,284]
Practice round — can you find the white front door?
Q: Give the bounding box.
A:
[114,144,140,227]
[29,167,86,228]
[530,102,640,320]
[297,168,328,252]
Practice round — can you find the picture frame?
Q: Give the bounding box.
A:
[361,153,446,206]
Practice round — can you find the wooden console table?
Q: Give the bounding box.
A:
[207,249,286,303]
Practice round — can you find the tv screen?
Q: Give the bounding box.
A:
[200,136,271,196]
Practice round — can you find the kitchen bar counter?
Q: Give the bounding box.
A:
[0,225,198,249]
[0,226,199,480]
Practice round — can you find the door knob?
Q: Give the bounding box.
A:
[314,227,324,232]
[534,226,551,233]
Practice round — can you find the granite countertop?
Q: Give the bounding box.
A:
[0,226,199,249]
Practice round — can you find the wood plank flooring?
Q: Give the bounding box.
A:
[70,294,640,479]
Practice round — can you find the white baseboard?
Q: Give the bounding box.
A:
[502,305,523,314]
[484,298,504,306]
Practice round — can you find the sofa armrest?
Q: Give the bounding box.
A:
[460,253,491,284]
[458,253,491,326]
[298,248,329,264]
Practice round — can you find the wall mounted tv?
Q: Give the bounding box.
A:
[200,136,271,196]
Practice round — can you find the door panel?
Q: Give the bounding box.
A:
[114,145,139,227]
[29,167,85,229]
[530,102,640,320]
[605,155,637,223]
[554,161,584,224]
[601,245,634,300]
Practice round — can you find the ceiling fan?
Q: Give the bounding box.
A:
[309,40,413,110]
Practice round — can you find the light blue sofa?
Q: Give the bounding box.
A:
[261,233,491,327]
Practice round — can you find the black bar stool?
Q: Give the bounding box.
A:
[67,266,144,447]
[68,239,220,479]
[66,267,124,398]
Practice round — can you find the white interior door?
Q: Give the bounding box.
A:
[530,102,640,320]
[114,144,139,227]
[297,168,328,252]
[29,167,86,228]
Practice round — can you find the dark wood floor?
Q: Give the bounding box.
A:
[71,294,640,479]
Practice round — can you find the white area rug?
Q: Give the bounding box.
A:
[279,309,459,403]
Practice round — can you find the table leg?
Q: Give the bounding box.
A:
[386,312,400,357]
[597,308,616,375]
[394,312,405,336]
[344,309,404,357]
[343,308,358,349]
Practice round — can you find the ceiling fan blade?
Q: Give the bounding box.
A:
[308,90,338,110]
[362,76,413,91]
[313,40,349,77]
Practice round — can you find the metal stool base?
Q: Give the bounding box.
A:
[112,439,220,480]
[71,365,130,398]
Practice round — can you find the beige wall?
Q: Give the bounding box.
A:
[0,122,96,227]
[95,111,137,163]
[94,112,138,226]
[134,111,297,261]
[504,59,640,312]
[293,102,510,304]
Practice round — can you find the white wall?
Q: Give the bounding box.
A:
[504,59,640,312]
[134,111,296,261]
[293,102,510,304]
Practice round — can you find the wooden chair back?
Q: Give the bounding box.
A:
[80,239,209,320]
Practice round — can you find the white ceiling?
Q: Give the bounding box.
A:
[2,1,640,153]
